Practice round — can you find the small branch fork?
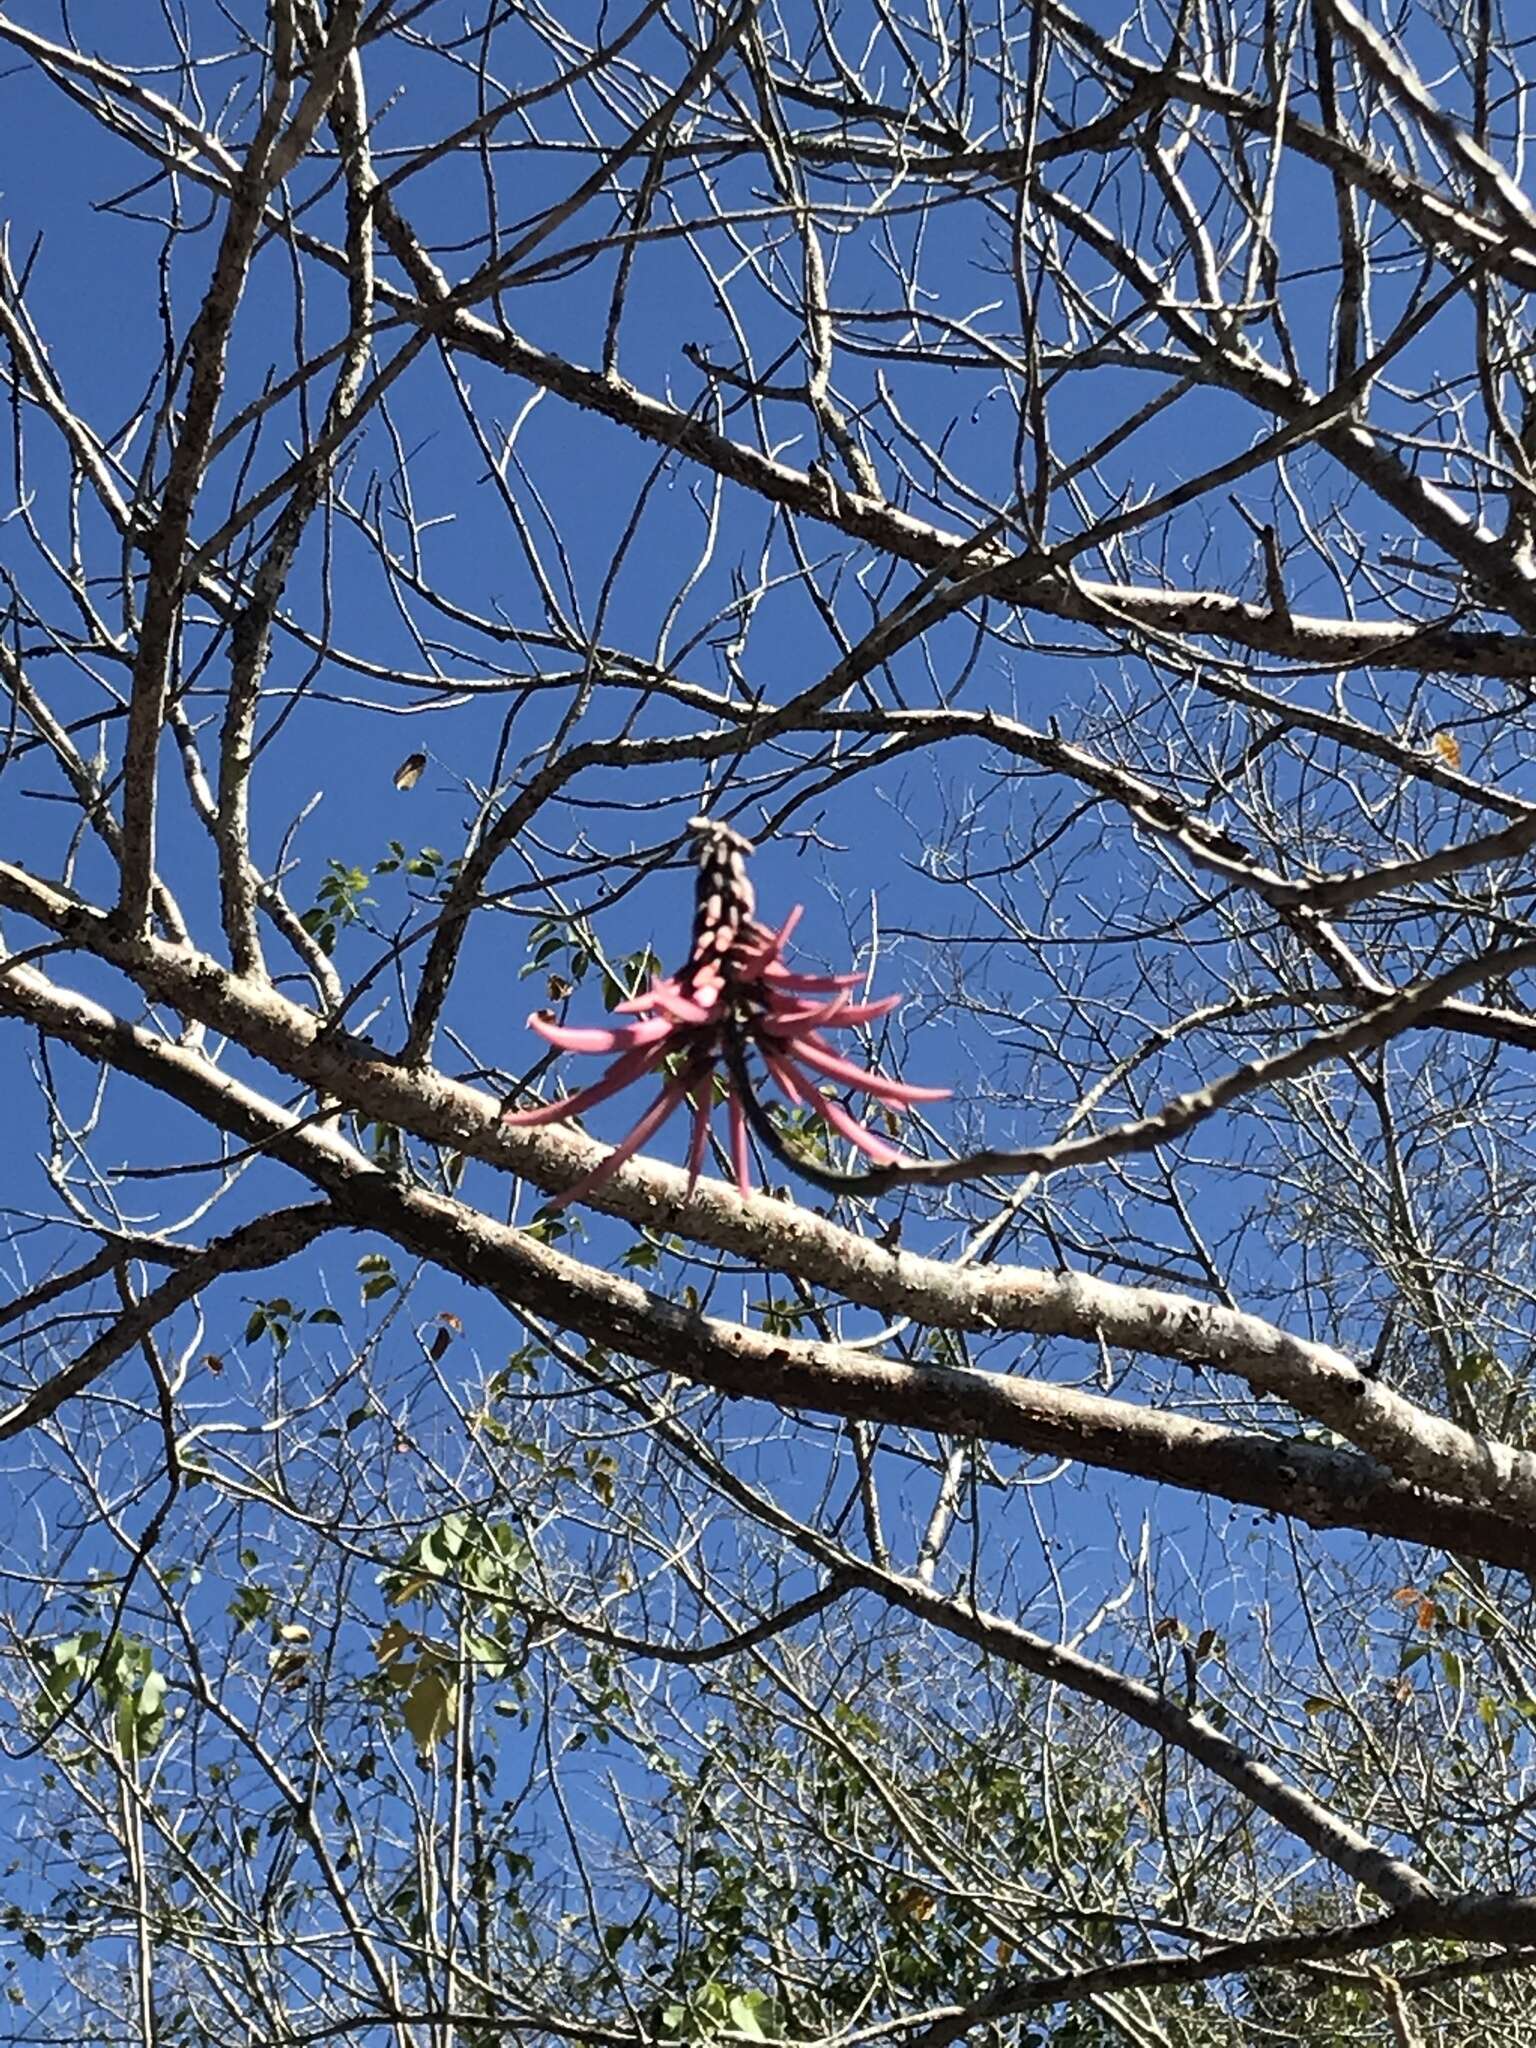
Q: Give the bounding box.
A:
[0,1202,338,1440]
[118,6,369,939]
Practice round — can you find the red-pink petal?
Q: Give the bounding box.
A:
[764,965,864,992]
[684,1085,714,1196]
[501,1044,664,1126]
[797,1080,910,1166]
[761,1047,807,1105]
[647,983,719,1026]
[528,1013,674,1054]
[612,975,687,1015]
[788,1034,951,1104]
[547,1071,694,1208]
[820,993,904,1027]
[760,989,852,1033]
[773,904,804,948]
[761,989,904,1032]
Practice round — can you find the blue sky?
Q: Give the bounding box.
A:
[0,0,1506,2029]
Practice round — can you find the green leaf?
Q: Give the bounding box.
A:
[228,1584,273,1632]
[728,1993,772,2039]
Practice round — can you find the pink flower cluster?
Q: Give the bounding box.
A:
[504,822,947,1206]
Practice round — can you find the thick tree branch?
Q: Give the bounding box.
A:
[813,1564,1434,1909]
[900,1895,1536,2046]
[4,933,1536,1568]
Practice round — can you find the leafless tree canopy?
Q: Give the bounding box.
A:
[9,0,1536,2039]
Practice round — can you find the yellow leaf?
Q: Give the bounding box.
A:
[375,1619,413,1667]
[388,1572,436,1607]
[894,1885,937,1922]
[1430,731,1462,770]
[403,1671,457,1749]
